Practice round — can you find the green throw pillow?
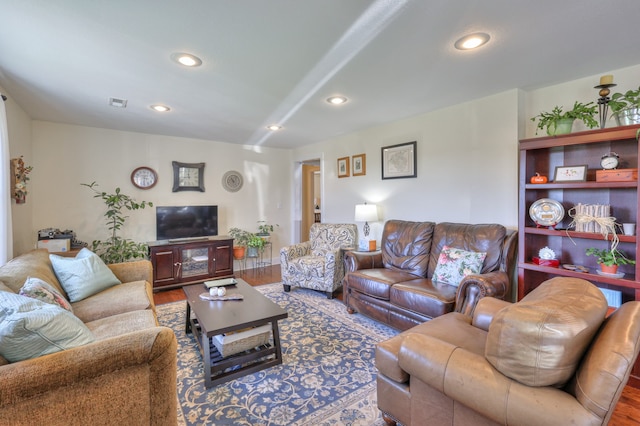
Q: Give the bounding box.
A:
[432,245,486,286]
[0,291,94,362]
[50,248,121,302]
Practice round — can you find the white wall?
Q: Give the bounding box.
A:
[28,122,293,263]
[294,90,520,243]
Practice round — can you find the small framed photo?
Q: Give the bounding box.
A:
[553,165,587,182]
[352,153,366,176]
[337,156,350,178]
[382,141,417,179]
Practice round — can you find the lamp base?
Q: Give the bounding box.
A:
[358,239,377,252]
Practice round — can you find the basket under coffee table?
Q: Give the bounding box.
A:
[183,279,288,388]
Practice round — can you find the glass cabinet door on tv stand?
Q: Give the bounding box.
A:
[148,236,234,290]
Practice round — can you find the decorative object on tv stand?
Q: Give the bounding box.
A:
[172,161,205,192]
[354,202,378,251]
[608,84,640,126]
[529,198,564,229]
[530,101,598,136]
[10,156,32,204]
[594,74,617,128]
[81,182,153,264]
[532,246,560,268]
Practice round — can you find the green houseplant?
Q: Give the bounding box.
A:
[229,227,251,259]
[531,101,599,135]
[257,221,279,236]
[608,86,640,126]
[585,246,635,274]
[82,182,153,264]
[247,234,266,257]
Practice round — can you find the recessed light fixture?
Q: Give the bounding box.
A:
[454,32,490,50]
[267,125,282,131]
[170,52,203,67]
[326,96,348,105]
[150,104,171,112]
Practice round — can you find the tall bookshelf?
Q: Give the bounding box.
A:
[518,124,640,387]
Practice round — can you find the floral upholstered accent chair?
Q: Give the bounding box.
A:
[280,223,357,299]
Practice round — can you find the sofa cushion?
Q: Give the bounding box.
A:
[19,276,73,312]
[432,246,486,286]
[485,277,607,387]
[0,249,66,296]
[0,281,13,293]
[348,268,421,300]
[50,248,121,302]
[428,223,506,278]
[0,291,94,362]
[71,280,155,323]
[390,278,458,318]
[381,220,435,277]
[86,310,158,340]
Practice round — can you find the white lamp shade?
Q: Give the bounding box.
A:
[354,204,378,222]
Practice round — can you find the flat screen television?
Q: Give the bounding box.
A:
[156,205,218,241]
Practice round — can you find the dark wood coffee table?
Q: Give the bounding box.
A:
[183,279,288,388]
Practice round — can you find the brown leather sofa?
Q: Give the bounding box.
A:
[343,220,517,331]
[376,277,640,426]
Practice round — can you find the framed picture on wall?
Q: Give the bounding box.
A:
[381,141,417,179]
[337,156,350,178]
[352,154,366,176]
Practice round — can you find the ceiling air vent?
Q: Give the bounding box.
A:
[109,97,128,108]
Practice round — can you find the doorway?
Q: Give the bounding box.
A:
[300,160,321,242]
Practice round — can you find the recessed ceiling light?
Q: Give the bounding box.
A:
[267,125,282,131]
[327,96,348,105]
[170,52,202,67]
[150,104,171,112]
[454,32,490,50]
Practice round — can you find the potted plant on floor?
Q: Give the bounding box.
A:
[82,182,153,263]
[246,234,266,258]
[608,85,640,126]
[229,227,251,260]
[585,246,636,275]
[531,101,599,135]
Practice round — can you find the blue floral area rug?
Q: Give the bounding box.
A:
[157,283,397,425]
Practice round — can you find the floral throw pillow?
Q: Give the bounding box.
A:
[432,246,487,287]
[20,277,73,312]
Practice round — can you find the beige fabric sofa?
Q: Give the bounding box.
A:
[0,249,177,426]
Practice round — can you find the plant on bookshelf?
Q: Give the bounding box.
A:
[530,101,599,135]
[585,247,636,274]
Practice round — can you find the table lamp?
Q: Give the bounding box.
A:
[354,203,378,251]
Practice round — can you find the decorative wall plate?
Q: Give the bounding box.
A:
[222,170,243,192]
[529,198,565,228]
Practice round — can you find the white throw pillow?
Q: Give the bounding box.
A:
[50,248,121,302]
[0,291,94,362]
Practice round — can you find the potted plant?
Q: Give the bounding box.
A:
[229,227,251,259]
[81,182,153,264]
[531,101,599,135]
[608,86,640,126]
[585,246,636,274]
[247,234,266,258]
[256,221,279,241]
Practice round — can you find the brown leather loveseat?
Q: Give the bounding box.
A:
[343,220,517,331]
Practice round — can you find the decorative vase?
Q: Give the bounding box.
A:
[233,246,246,260]
[600,264,619,274]
[613,108,640,126]
[549,118,575,136]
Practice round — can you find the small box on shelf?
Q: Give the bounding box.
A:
[595,168,638,182]
[532,257,560,267]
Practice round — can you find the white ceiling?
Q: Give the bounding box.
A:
[1,0,639,149]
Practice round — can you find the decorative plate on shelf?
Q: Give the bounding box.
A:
[222,170,243,192]
[529,198,565,228]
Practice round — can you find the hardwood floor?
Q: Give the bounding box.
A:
[153,265,639,425]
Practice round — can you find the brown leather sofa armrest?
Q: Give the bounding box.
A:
[454,271,509,317]
[472,297,512,331]
[399,333,594,426]
[108,259,153,283]
[344,250,383,272]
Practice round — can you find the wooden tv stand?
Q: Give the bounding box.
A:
[148,236,233,291]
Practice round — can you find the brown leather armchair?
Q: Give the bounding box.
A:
[344,220,518,330]
[376,277,640,425]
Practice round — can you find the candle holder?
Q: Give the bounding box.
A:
[595,82,617,129]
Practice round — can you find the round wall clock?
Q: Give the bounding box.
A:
[222,170,243,192]
[131,166,158,189]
